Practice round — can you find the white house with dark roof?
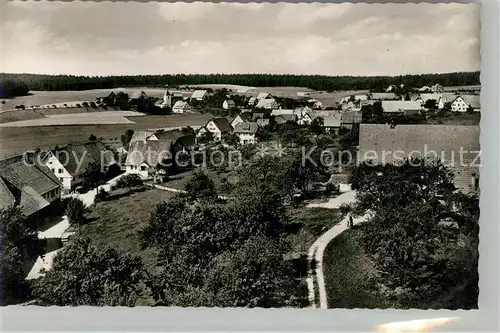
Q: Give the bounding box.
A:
[231,112,253,128]
[450,95,480,112]
[223,99,236,110]
[172,100,191,113]
[233,122,259,145]
[42,141,116,191]
[197,117,233,142]
[256,98,279,110]
[257,92,272,100]
[0,155,61,218]
[191,90,209,101]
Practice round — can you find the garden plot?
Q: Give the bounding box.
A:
[0,111,144,127]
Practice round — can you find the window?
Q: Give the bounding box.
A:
[51,168,55,173]
[58,168,63,173]
[140,166,147,171]
[59,178,63,182]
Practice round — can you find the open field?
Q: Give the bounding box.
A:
[80,188,175,271]
[0,107,115,124]
[0,113,213,159]
[0,111,144,127]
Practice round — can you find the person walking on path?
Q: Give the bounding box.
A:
[349,215,354,228]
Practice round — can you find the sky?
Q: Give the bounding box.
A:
[1,1,480,77]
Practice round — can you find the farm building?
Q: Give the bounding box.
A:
[369,92,398,101]
[125,129,195,179]
[257,92,272,100]
[191,90,209,101]
[256,98,279,110]
[172,101,191,113]
[450,95,480,112]
[358,124,480,194]
[0,155,61,219]
[322,115,342,135]
[42,142,116,191]
[223,99,236,110]
[231,112,253,128]
[233,122,259,145]
[381,100,422,116]
[197,117,233,142]
[161,89,184,109]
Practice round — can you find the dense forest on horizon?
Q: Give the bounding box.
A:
[1,71,480,97]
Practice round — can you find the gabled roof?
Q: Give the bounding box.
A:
[341,111,362,124]
[209,117,233,133]
[323,115,342,127]
[271,109,295,116]
[370,92,398,100]
[173,100,190,109]
[257,92,272,100]
[130,90,148,99]
[191,90,208,99]
[0,155,61,216]
[458,94,481,109]
[130,131,156,144]
[252,112,266,120]
[125,140,173,167]
[233,122,259,134]
[441,93,459,104]
[256,118,270,127]
[381,100,422,113]
[165,89,183,97]
[224,99,235,106]
[47,142,115,177]
[256,98,278,109]
[358,124,480,164]
[274,115,295,124]
[0,177,16,210]
[419,93,442,103]
[234,112,253,123]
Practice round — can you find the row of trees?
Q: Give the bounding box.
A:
[1,72,480,93]
[348,158,479,309]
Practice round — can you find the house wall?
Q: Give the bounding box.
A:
[404,110,421,116]
[231,116,244,128]
[206,121,223,141]
[45,155,73,190]
[41,187,61,203]
[238,133,257,145]
[126,164,150,179]
[451,97,469,112]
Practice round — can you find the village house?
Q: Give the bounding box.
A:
[129,90,149,105]
[252,112,267,121]
[450,95,481,112]
[307,99,323,109]
[341,100,359,112]
[340,111,362,130]
[161,89,184,109]
[231,112,253,128]
[381,100,422,116]
[191,90,209,101]
[322,115,342,134]
[172,100,192,113]
[126,129,196,179]
[233,122,259,145]
[257,92,272,100]
[42,141,116,191]
[358,124,480,194]
[256,98,279,110]
[0,155,61,219]
[247,97,257,107]
[369,92,398,101]
[298,109,313,126]
[271,109,299,123]
[197,117,233,142]
[256,118,270,128]
[223,99,236,110]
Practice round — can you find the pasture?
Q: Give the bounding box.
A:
[0,113,212,159]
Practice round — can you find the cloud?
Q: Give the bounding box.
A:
[2,2,480,76]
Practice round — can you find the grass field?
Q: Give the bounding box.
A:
[0,113,212,159]
[287,207,344,254]
[323,226,391,309]
[427,112,480,125]
[80,188,175,271]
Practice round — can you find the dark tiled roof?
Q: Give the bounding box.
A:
[239,112,254,122]
[0,178,16,210]
[210,117,233,133]
[233,122,259,134]
[125,140,173,167]
[48,142,115,177]
[341,111,362,124]
[19,186,50,217]
[252,112,266,121]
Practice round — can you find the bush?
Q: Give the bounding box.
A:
[114,174,143,193]
[65,197,88,226]
[76,103,81,108]
[88,134,97,141]
[95,188,109,203]
[184,171,217,200]
[338,202,353,216]
[324,182,339,196]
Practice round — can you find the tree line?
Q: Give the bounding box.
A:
[1,71,480,93]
